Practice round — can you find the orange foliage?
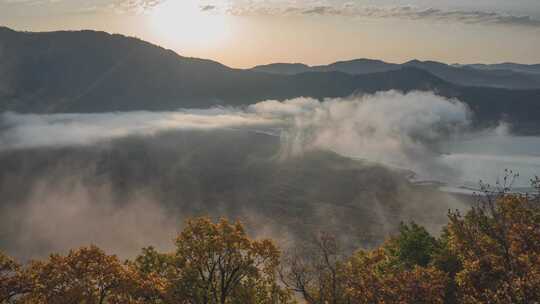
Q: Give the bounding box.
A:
[344,247,447,304]
[1,252,30,303]
[448,194,540,303]
[21,246,136,304]
[2,193,540,304]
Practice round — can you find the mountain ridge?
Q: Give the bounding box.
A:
[1,26,540,133]
[252,58,540,89]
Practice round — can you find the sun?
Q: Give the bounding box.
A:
[148,0,231,48]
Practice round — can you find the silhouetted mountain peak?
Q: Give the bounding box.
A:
[0,26,15,32]
[404,59,422,65]
[251,63,311,75]
[258,62,309,68]
[404,59,447,67]
[334,58,388,64]
[0,26,17,38]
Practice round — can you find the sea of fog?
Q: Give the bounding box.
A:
[3,91,540,259]
[2,91,540,196]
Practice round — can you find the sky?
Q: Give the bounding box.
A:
[1,0,540,68]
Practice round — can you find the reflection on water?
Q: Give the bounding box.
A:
[438,135,540,193]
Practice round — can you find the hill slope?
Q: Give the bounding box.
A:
[0,27,452,113]
[1,27,540,132]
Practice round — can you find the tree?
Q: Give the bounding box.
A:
[385,222,438,268]
[384,222,460,304]
[280,233,348,304]
[127,247,173,304]
[22,245,136,304]
[431,229,462,304]
[0,252,30,304]
[344,247,447,304]
[447,191,540,303]
[133,217,294,304]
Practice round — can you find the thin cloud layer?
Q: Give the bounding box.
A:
[228,3,540,28]
[3,0,539,28]
[0,109,278,150]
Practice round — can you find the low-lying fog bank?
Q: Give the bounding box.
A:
[0,130,466,260]
[1,90,537,259]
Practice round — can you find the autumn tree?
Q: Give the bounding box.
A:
[447,185,540,303]
[332,222,449,303]
[127,247,172,304]
[21,245,136,304]
[344,246,448,304]
[132,217,294,304]
[5,174,540,304]
[1,251,30,304]
[280,233,348,304]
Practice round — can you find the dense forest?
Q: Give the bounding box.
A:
[2,176,539,304]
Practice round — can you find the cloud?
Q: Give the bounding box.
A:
[226,2,540,28]
[4,0,538,27]
[0,91,473,182]
[7,90,537,193]
[0,0,164,14]
[1,0,49,4]
[109,0,219,14]
[0,109,278,150]
[251,91,472,181]
[201,4,215,11]
[0,0,63,7]
[0,0,159,15]
[107,0,162,14]
[386,6,540,27]
[0,91,476,260]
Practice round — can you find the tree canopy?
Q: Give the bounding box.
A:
[2,185,540,304]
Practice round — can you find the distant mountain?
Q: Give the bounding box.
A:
[0,27,446,113]
[460,63,540,75]
[252,59,400,75]
[252,58,540,90]
[314,59,400,74]
[1,27,540,133]
[404,60,540,89]
[251,63,311,75]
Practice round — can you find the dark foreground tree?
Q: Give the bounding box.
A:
[280,233,348,304]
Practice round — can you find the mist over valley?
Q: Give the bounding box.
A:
[1,90,538,259]
[0,26,539,261]
[3,1,540,300]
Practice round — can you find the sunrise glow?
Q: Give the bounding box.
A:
[148,0,231,48]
